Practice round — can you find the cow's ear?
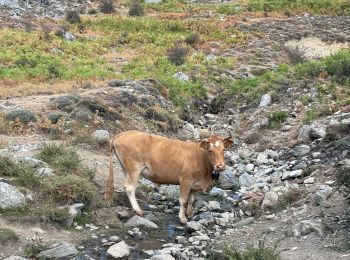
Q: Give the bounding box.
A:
[223,139,233,149]
[199,140,209,150]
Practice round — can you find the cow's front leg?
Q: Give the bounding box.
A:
[179,182,191,224]
[186,190,196,220]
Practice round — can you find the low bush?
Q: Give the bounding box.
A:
[99,0,115,13]
[268,111,287,128]
[167,44,189,66]
[4,109,36,124]
[53,95,81,111]
[337,167,350,188]
[0,228,18,244]
[129,0,144,16]
[185,33,200,46]
[44,175,99,209]
[219,241,281,260]
[65,10,81,24]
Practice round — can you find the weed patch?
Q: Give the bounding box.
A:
[0,228,18,244]
[5,109,36,124]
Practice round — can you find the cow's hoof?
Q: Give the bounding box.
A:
[135,211,144,216]
[180,218,187,225]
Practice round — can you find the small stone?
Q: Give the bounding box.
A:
[150,255,175,260]
[107,241,130,259]
[173,72,189,82]
[239,173,256,188]
[64,31,76,41]
[261,192,279,209]
[256,153,269,164]
[35,167,54,177]
[314,185,332,205]
[245,163,255,173]
[259,94,271,107]
[309,124,326,139]
[208,201,221,211]
[186,221,203,233]
[209,187,227,198]
[92,129,110,141]
[304,177,315,184]
[109,236,120,242]
[175,236,187,244]
[0,182,26,209]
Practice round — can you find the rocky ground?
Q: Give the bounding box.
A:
[1,1,350,260]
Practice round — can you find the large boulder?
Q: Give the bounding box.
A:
[37,242,78,258]
[107,241,130,259]
[0,182,25,209]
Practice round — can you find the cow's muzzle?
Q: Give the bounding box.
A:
[214,164,226,171]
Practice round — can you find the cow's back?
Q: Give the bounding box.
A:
[113,131,204,184]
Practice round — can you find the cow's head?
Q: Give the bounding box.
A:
[199,134,233,171]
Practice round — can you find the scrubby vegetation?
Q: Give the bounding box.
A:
[213,241,281,260]
[0,228,18,244]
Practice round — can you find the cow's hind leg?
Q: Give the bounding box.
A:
[186,190,196,220]
[124,168,144,216]
[179,181,192,224]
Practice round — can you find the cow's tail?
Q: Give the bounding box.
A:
[105,140,115,204]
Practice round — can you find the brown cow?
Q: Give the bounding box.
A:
[105,130,232,224]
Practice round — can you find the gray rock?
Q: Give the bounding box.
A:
[218,168,239,189]
[63,31,76,41]
[309,124,326,139]
[281,169,303,180]
[35,167,54,177]
[261,192,279,209]
[298,125,311,140]
[175,236,187,244]
[208,201,221,211]
[18,156,44,168]
[186,221,203,232]
[239,173,255,188]
[245,163,254,173]
[231,217,254,228]
[160,185,180,198]
[92,129,110,141]
[204,113,217,122]
[314,185,332,205]
[37,242,78,258]
[4,257,28,260]
[173,72,189,82]
[256,153,268,164]
[108,79,130,87]
[150,254,175,260]
[292,144,311,156]
[209,187,227,198]
[107,241,130,259]
[124,215,158,229]
[0,182,25,209]
[259,94,271,107]
[0,0,19,8]
[109,235,120,242]
[287,220,325,237]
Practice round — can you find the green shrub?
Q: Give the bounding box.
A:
[37,143,80,174]
[268,111,287,128]
[66,10,81,24]
[4,109,36,124]
[185,33,200,46]
[14,56,38,68]
[129,0,144,16]
[0,156,40,188]
[0,228,18,244]
[35,205,71,227]
[167,44,189,66]
[24,238,50,258]
[47,112,64,124]
[220,241,281,260]
[88,8,98,14]
[45,175,99,209]
[99,0,116,13]
[53,95,81,111]
[337,167,350,188]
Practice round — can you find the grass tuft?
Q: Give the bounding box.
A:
[5,109,36,124]
[0,228,18,244]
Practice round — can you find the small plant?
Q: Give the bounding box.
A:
[185,33,200,47]
[301,167,315,178]
[0,228,18,244]
[88,8,98,14]
[129,0,144,16]
[35,205,71,227]
[244,131,261,144]
[167,44,188,66]
[273,190,302,213]
[99,0,116,13]
[337,167,350,188]
[219,241,281,260]
[24,238,50,258]
[45,175,99,209]
[14,56,38,68]
[268,111,287,129]
[65,10,81,24]
[4,109,36,124]
[47,113,64,124]
[37,143,80,174]
[48,63,62,78]
[304,107,318,124]
[53,95,81,111]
